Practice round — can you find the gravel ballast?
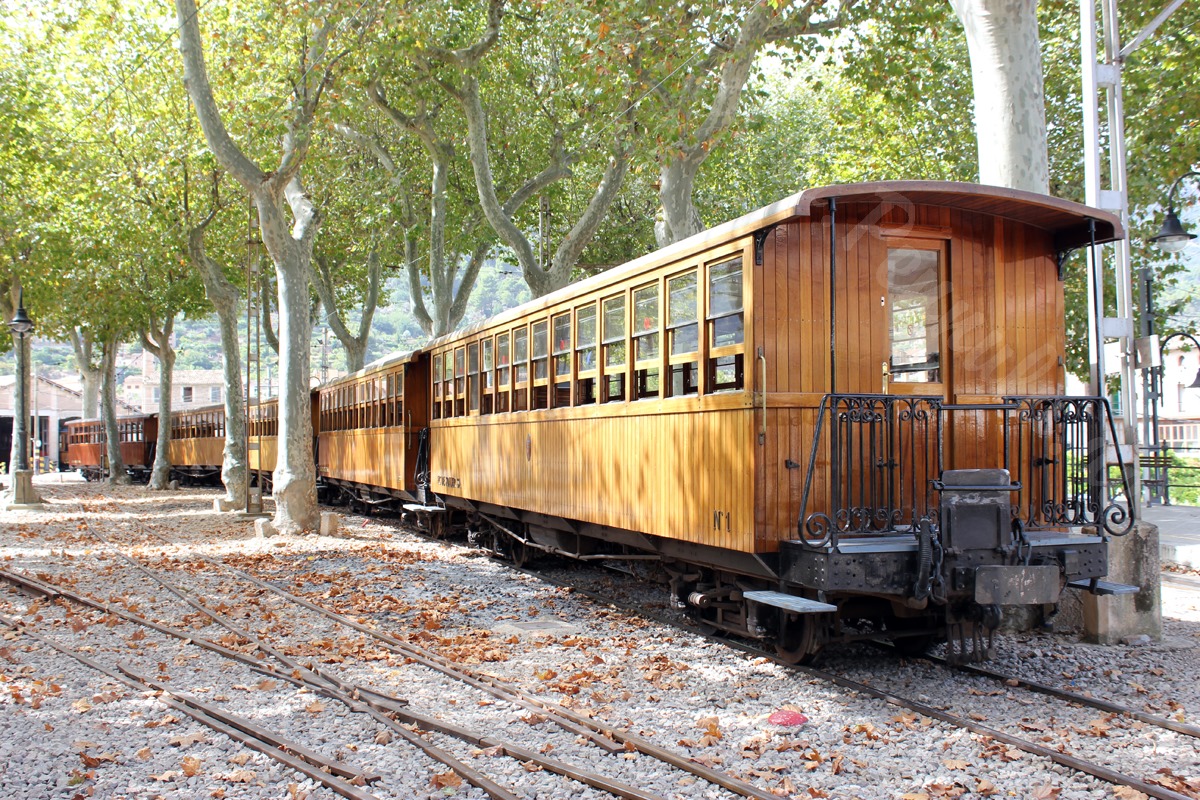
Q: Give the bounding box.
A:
[2,477,1198,800]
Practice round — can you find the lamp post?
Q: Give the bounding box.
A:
[1150,171,1200,254]
[6,289,41,508]
[1147,332,1200,505]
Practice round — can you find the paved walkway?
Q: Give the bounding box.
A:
[1141,503,1200,568]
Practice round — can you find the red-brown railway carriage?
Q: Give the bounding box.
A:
[413,181,1136,662]
[61,415,157,482]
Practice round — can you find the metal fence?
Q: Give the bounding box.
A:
[1141,445,1200,506]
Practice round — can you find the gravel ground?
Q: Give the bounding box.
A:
[1,476,1198,800]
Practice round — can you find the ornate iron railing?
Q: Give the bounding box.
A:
[797,394,1134,548]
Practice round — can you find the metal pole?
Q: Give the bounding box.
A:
[14,334,27,473]
[245,197,253,514]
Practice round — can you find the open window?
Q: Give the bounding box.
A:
[602,294,626,402]
[576,303,598,405]
[633,283,660,399]
[667,269,699,397]
[707,257,744,392]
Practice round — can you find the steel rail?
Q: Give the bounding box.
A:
[931,656,1200,741]
[56,516,524,800]
[511,564,1196,800]
[190,546,783,800]
[0,612,380,800]
[8,514,676,800]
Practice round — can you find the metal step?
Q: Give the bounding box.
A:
[742,590,837,614]
[402,504,445,514]
[1066,579,1139,596]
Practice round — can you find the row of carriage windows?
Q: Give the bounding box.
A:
[172,409,226,439]
[432,256,744,419]
[67,421,143,445]
[248,403,279,437]
[319,373,404,431]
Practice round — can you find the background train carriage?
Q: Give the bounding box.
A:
[169,404,226,483]
[418,180,1134,662]
[316,351,428,509]
[61,415,157,482]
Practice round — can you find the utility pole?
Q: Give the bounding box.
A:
[1080,0,1185,507]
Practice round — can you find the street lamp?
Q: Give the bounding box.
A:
[6,289,41,507]
[1150,171,1200,253]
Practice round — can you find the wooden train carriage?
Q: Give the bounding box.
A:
[63,415,157,481]
[248,397,282,479]
[169,404,226,481]
[425,181,1126,576]
[316,351,428,502]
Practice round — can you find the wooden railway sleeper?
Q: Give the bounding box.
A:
[0,614,380,800]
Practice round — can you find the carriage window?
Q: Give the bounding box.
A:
[468,343,481,413]
[667,270,699,397]
[552,313,571,406]
[708,258,744,392]
[443,350,454,417]
[532,319,549,409]
[888,248,941,383]
[454,347,466,416]
[496,332,511,413]
[481,339,494,415]
[602,294,626,402]
[633,283,660,400]
[576,303,598,405]
[513,326,529,412]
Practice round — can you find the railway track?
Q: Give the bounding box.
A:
[0,493,796,800]
[497,546,1200,800]
[5,487,1197,799]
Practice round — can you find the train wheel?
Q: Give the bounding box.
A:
[774,613,822,665]
[507,538,529,568]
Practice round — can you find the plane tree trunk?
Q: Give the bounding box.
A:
[140,313,177,490]
[100,334,129,485]
[949,0,1049,193]
[187,208,247,505]
[175,0,339,533]
[69,328,103,419]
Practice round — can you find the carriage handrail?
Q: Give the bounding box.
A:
[796,394,1134,550]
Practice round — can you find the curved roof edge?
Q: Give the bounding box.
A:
[791,181,1124,250]
[425,181,1123,349]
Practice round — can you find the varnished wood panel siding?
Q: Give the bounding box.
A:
[169,439,224,468]
[432,407,755,551]
[753,207,1068,551]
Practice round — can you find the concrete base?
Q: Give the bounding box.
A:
[1080,521,1162,644]
[4,470,44,510]
[320,512,340,537]
[254,518,278,538]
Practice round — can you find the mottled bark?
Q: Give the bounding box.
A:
[176,0,333,532]
[410,0,630,298]
[68,328,102,419]
[312,249,382,372]
[100,335,129,484]
[140,314,177,490]
[336,116,491,338]
[188,214,247,504]
[949,0,1049,193]
[653,0,855,246]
